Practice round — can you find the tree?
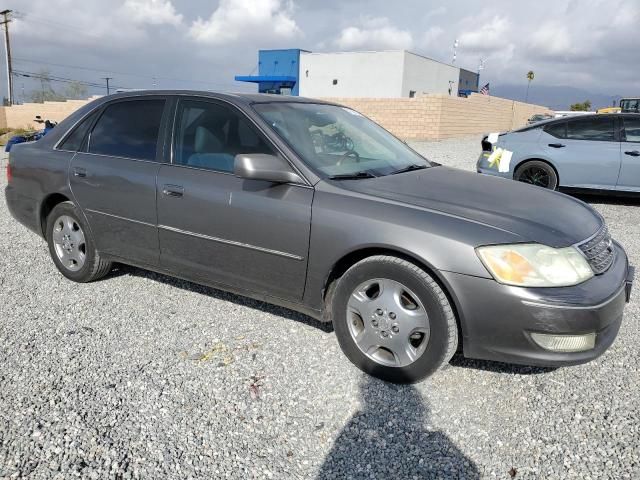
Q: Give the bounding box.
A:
[525,70,535,102]
[65,81,88,100]
[29,69,65,103]
[570,100,592,111]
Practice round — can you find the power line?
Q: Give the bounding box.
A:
[13,69,130,90]
[12,57,238,89]
[13,10,97,37]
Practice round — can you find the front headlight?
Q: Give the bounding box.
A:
[477,243,594,287]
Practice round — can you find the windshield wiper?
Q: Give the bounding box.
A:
[328,171,377,180]
[389,164,428,175]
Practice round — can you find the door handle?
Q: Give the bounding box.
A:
[548,143,566,148]
[73,167,87,178]
[624,150,640,157]
[162,184,184,197]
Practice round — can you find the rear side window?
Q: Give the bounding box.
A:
[88,99,165,161]
[566,117,615,141]
[623,117,640,142]
[58,111,98,151]
[544,122,566,139]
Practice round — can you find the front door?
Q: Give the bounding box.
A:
[617,116,640,192]
[157,98,313,301]
[69,97,168,266]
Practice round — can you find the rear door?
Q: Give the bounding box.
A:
[156,97,313,301]
[70,97,169,266]
[541,116,620,189]
[617,116,640,192]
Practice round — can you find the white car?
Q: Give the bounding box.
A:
[477,113,640,192]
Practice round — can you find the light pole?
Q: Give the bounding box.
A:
[477,58,485,92]
[452,39,458,64]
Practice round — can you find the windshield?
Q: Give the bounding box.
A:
[620,99,639,113]
[252,102,430,178]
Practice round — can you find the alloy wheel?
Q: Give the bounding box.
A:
[518,166,551,188]
[346,278,430,367]
[51,215,87,272]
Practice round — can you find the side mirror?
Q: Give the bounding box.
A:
[234,154,304,184]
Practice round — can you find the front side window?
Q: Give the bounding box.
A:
[253,102,430,177]
[566,117,615,141]
[88,99,165,161]
[174,100,275,173]
[623,117,640,142]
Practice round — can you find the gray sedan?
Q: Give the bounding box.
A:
[477,113,640,192]
[5,91,634,383]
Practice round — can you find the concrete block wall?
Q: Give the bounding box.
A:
[322,93,553,140]
[0,94,552,141]
[0,97,101,130]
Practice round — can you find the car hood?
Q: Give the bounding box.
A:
[338,166,602,247]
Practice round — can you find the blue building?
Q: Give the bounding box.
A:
[235,49,307,95]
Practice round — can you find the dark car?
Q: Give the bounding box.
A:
[527,113,553,125]
[5,91,634,383]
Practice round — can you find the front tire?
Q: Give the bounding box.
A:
[514,160,558,190]
[331,255,458,383]
[46,201,112,282]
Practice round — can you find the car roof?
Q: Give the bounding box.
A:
[102,89,336,106]
[513,112,640,133]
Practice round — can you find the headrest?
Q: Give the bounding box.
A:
[194,126,223,153]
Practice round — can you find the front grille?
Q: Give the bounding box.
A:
[578,225,614,274]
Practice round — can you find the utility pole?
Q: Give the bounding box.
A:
[102,76,112,95]
[0,10,13,105]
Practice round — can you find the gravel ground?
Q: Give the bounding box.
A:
[1,138,639,479]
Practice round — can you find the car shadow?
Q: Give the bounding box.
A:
[449,353,556,375]
[107,264,334,333]
[564,191,640,207]
[316,376,480,479]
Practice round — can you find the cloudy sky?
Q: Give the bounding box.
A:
[4,0,640,103]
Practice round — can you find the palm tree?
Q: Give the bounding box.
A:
[525,71,535,103]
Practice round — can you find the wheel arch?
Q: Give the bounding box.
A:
[321,246,466,350]
[39,193,71,237]
[513,157,560,185]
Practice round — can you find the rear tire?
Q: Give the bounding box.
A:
[46,201,112,282]
[331,255,458,384]
[514,160,558,190]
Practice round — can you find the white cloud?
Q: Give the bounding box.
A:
[423,6,446,20]
[528,22,575,60]
[122,0,183,26]
[421,26,444,47]
[458,15,510,53]
[335,17,413,50]
[189,0,300,44]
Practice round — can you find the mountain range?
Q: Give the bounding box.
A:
[490,84,625,111]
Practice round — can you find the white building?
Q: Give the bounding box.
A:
[299,50,460,98]
[236,49,477,98]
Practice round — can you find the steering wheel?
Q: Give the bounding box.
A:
[336,149,360,166]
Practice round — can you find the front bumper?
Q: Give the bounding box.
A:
[443,241,633,367]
